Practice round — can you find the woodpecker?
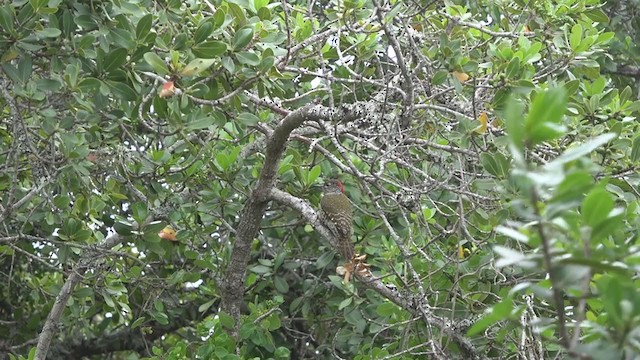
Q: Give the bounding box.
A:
[320,179,355,261]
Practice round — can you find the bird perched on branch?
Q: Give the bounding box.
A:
[320,179,354,260]
[320,179,371,282]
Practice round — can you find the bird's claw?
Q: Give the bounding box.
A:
[335,253,372,283]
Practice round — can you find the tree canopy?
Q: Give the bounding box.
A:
[2,0,640,359]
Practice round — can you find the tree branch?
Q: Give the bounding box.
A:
[45,301,212,359]
[34,213,161,360]
[219,102,372,336]
[267,188,485,360]
[604,64,640,78]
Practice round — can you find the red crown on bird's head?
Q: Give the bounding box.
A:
[323,179,345,194]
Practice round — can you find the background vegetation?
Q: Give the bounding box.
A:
[1,0,640,358]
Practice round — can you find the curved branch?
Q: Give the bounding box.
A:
[34,237,124,360]
[34,211,162,360]
[267,188,485,360]
[47,301,212,359]
[440,13,533,39]
[604,64,640,79]
[219,102,372,335]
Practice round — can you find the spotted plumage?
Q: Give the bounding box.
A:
[320,179,354,260]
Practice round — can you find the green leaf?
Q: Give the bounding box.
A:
[184,249,199,260]
[78,78,101,93]
[258,55,275,73]
[423,207,435,220]
[596,275,628,329]
[239,322,255,340]
[143,52,170,76]
[181,58,217,76]
[237,112,260,125]
[581,188,614,227]
[559,257,628,275]
[525,87,567,145]
[338,296,353,310]
[250,265,272,274]
[502,96,525,159]
[573,58,599,68]
[151,310,169,325]
[17,56,32,83]
[550,171,593,203]
[529,122,566,144]
[307,165,322,185]
[596,32,615,45]
[74,287,94,298]
[74,229,92,242]
[585,9,609,23]
[274,347,291,360]
[505,57,520,79]
[130,317,146,329]
[131,202,148,224]
[199,299,217,313]
[621,86,632,104]
[569,24,582,51]
[467,298,514,336]
[103,48,128,73]
[213,8,226,27]
[254,0,269,11]
[546,133,616,168]
[36,78,62,92]
[194,22,214,44]
[114,220,133,236]
[480,152,509,178]
[75,15,97,30]
[432,70,448,85]
[591,208,624,242]
[36,28,61,38]
[102,292,115,308]
[222,56,235,73]
[563,79,580,96]
[257,7,271,20]
[235,51,260,66]
[228,3,248,25]
[376,302,397,317]
[218,311,235,329]
[110,28,136,49]
[495,226,529,243]
[136,14,153,39]
[631,136,640,163]
[187,116,215,130]
[492,296,514,317]
[107,81,137,101]
[273,276,289,293]
[315,251,335,269]
[215,153,231,171]
[494,245,536,268]
[0,5,14,34]
[30,0,47,11]
[233,26,254,50]
[1,64,18,85]
[192,41,227,58]
[628,101,640,113]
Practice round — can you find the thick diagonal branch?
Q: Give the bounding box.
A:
[33,216,155,360]
[34,234,124,360]
[268,189,485,360]
[44,300,213,359]
[219,102,369,335]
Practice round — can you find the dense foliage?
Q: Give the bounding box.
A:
[1,0,640,359]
